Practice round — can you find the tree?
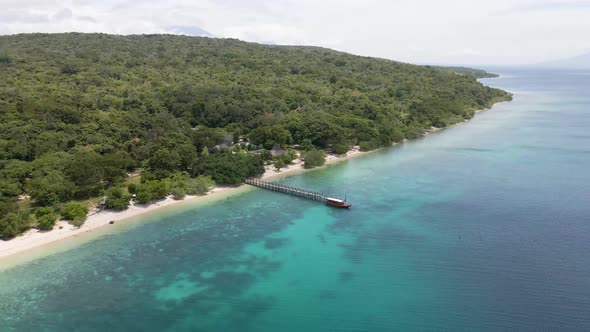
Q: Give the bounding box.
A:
[35,207,58,230]
[61,202,89,227]
[278,152,294,165]
[359,140,379,151]
[260,149,272,161]
[0,178,22,198]
[300,139,314,151]
[303,149,326,169]
[65,149,104,198]
[102,151,134,184]
[148,148,181,178]
[127,183,137,194]
[171,187,186,200]
[0,199,30,238]
[288,112,345,148]
[185,176,215,195]
[135,180,170,204]
[28,170,74,206]
[201,146,210,157]
[332,143,349,155]
[248,126,292,149]
[105,188,131,210]
[0,212,30,239]
[135,186,153,204]
[177,144,197,170]
[274,159,285,171]
[288,149,298,161]
[192,128,224,154]
[0,160,33,181]
[37,213,57,230]
[192,153,264,184]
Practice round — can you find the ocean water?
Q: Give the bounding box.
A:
[1,68,590,331]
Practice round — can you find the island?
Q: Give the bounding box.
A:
[0,33,511,251]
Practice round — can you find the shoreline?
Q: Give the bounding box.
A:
[0,148,366,264]
[0,98,510,266]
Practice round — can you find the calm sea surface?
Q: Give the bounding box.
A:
[1,68,589,331]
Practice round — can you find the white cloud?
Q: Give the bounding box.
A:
[52,8,73,21]
[223,23,310,45]
[0,24,9,35]
[446,49,482,57]
[0,0,589,65]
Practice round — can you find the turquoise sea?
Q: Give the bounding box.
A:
[1,68,589,330]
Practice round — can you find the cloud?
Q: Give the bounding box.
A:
[495,0,590,15]
[0,0,589,65]
[0,24,9,35]
[0,11,50,24]
[78,16,97,23]
[52,8,73,21]
[446,49,482,57]
[222,23,311,45]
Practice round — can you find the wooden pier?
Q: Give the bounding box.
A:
[244,179,351,208]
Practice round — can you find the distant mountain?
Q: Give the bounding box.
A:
[538,52,590,69]
[428,66,499,78]
[169,26,213,37]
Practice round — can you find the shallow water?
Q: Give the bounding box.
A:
[1,68,589,330]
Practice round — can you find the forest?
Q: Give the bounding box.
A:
[433,66,500,78]
[0,33,511,238]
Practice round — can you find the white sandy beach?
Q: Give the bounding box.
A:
[0,148,365,261]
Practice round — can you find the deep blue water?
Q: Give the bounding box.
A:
[1,68,589,331]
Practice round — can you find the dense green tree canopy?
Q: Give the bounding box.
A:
[0,33,510,238]
[60,202,89,227]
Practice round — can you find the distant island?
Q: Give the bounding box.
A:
[535,52,590,69]
[430,66,500,78]
[0,33,511,241]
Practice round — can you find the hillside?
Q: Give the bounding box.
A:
[432,66,499,78]
[0,33,511,237]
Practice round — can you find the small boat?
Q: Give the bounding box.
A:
[325,197,351,208]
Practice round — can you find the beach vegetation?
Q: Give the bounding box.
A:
[303,150,326,169]
[185,176,215,195]
[34,207,58,230]
[127,183,137,195]
[276,151,295,166]
[192,153,264,184]
[332,143,349,155]
[170,187,187,200]
[105,188,132,210]
[0,212,30,239]
[274,159,285,171]
[60,202,89,227]
[135,180,170,204]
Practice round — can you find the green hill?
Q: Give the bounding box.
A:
[432,66,499,78]
[0,33,511,237]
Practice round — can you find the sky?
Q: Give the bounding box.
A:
[0,0,589,65]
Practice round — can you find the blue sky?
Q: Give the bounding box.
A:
[1,0,589,65]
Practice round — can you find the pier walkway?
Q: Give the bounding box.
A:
[244,179,351,208]
[244,178,327,201]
